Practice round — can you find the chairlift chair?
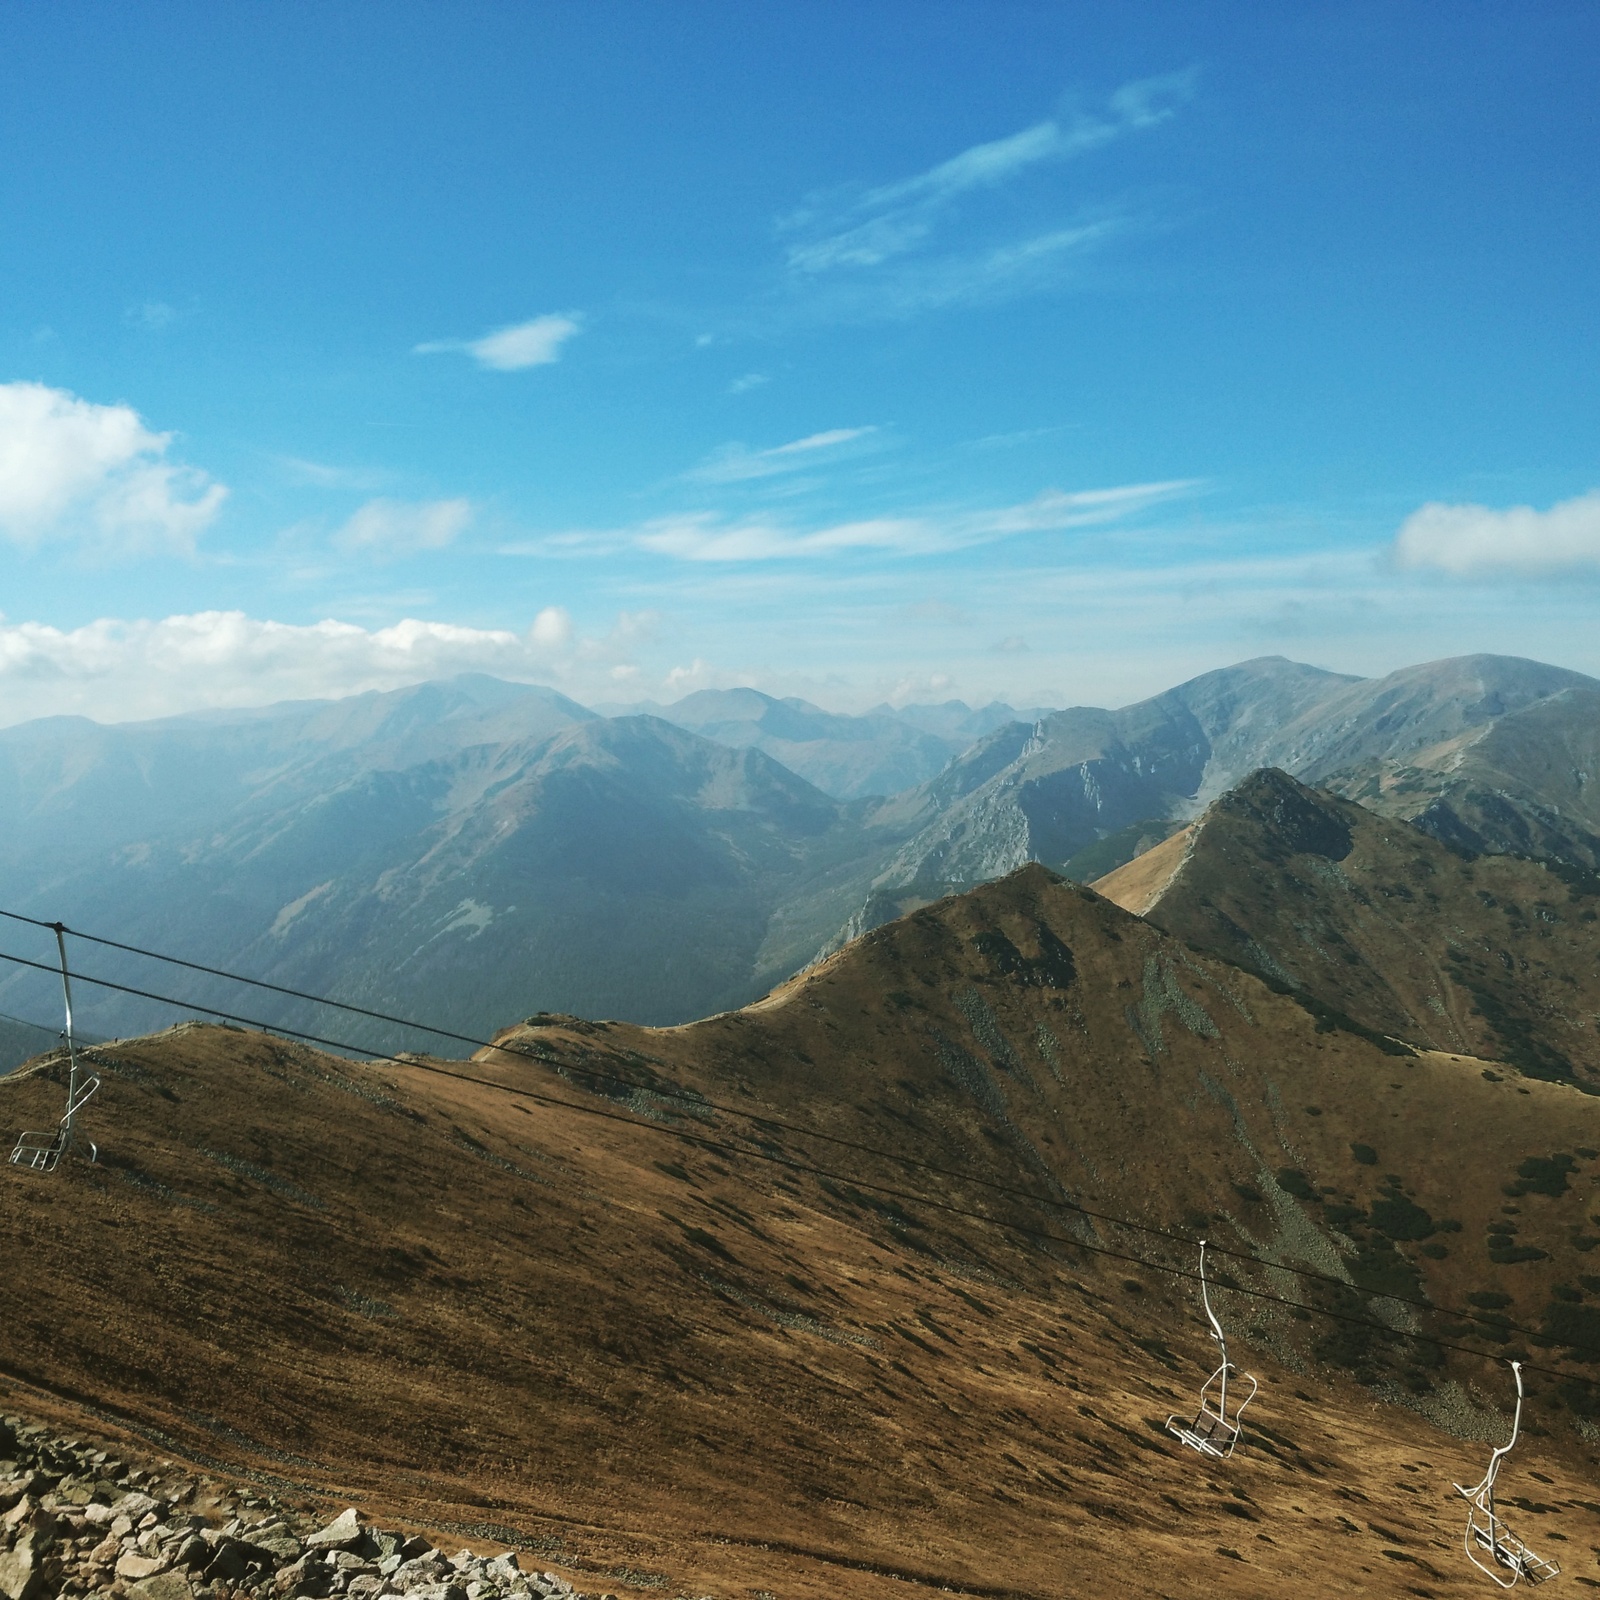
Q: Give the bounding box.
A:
[1453,1361,1560,1587]
[1165,1239,1257,1460]
[8,924,99,1174]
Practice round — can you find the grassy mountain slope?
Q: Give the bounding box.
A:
[1095,769,1600,1089]
[7,866,1600,1596]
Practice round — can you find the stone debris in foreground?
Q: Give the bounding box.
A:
[0,1416,645,1600]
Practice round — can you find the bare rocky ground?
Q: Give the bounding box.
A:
[0,1416,616,1600]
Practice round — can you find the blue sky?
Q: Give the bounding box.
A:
[1,2,1597,722]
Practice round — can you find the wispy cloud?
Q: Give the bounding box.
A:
[727,372,769,394]
[126,300,179,331]
[278,455,391,492]
[525,479,1197,564]
[1393,490,1600,577]
[685,426,878,485]
[775,71,1193,317]
[335,497,472,555]
[0,381,225,556]
[415,313,583,371]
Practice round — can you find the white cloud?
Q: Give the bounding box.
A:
[1393,490,1600,576]
[0,610,589,726]
[686,426,878,484]
[727,372,769,394]
[620,479,1196,562]
[781,70,1193,290]
[335,497,473,555]
[0,381,226,555]
[529,605,572,648]
[415,313,583,371]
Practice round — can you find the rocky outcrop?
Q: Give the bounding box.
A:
[0,1415,621,1600]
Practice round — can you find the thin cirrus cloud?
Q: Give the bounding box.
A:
[1393,490,1600,577]
[0,380,226,556]
[685,427,879,485]
[335,497,473,556]
[775,70,1194,317]
[553,479,1198,563]
[414,313,584,371]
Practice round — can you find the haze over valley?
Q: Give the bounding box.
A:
[1,649,1594,1061]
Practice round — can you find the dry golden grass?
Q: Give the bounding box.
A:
[5,866,1600,1597]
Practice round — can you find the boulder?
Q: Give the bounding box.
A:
[0,1530,43,1600]
[305,1507,364,1551]
[113,1491,163,1522]
[256,1532,305,1563]
[117,1550,171,1580]
[128,1572,197,1600]
[203,1538,255,1583]
[0,1476,34,1515]
[274,1556,335,1598]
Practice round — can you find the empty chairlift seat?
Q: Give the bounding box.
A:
[1165,1239,1257,1461]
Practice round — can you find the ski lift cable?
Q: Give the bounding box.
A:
[0,914,1579,1352]
[0,1006,68,1036]
[6,943,1600,1392]
[1,937,1597,1367]
[0,906,485,1045]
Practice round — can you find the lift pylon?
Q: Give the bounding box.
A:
[8,923,99,1174]
[1454,1361,1560,1587]
[1165,1239,1257,1460]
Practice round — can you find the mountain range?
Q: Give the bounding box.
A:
[0,652,1596,1046]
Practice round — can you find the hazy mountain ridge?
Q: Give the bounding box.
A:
[826,653,1600,952]
[598,685,1046,799]
[0,706,907,1041]
[2,652,1598,1044]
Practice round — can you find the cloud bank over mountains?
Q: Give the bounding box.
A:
[0,608,582,726]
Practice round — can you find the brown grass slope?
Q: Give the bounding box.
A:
[1096,768,1600,1089]
[5,867,1600,1596]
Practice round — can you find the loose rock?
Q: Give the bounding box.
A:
[0,1413,648,1600]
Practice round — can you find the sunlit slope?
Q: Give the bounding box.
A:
[5,866,1600,1595]
[1100,768,1600,1087]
